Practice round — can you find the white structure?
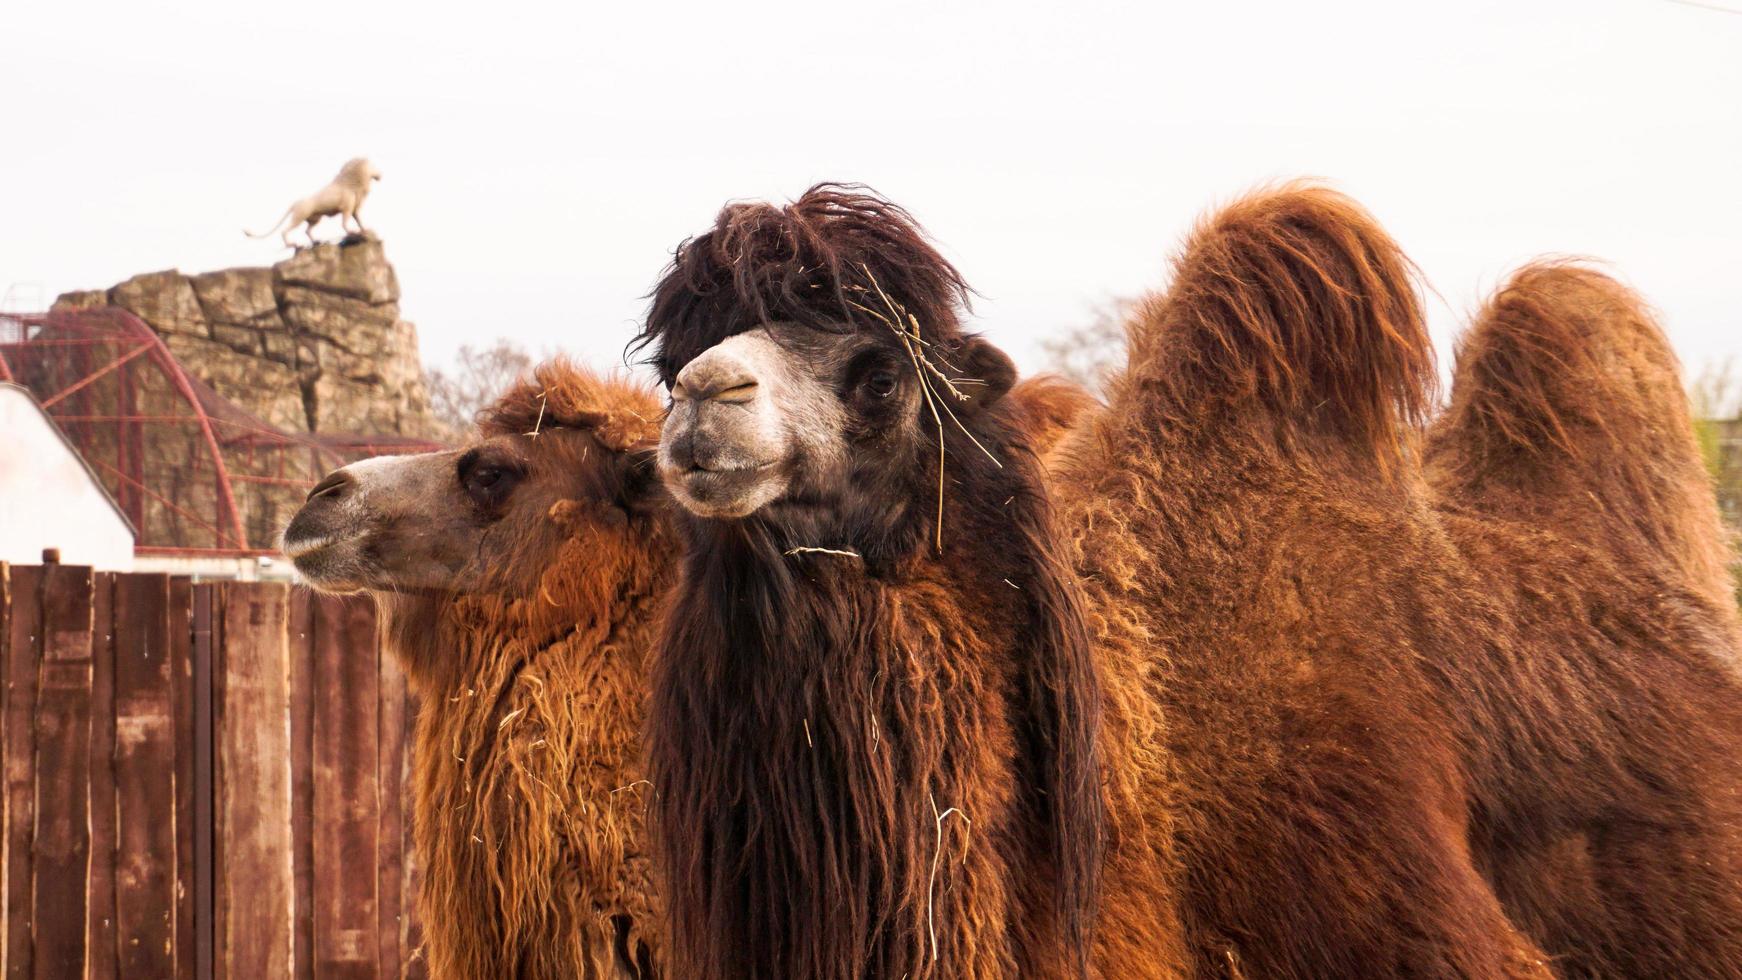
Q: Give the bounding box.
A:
[0,382,136,570]
[133,552,296,582]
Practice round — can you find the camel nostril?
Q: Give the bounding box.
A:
[306,470,355,502]
[674,352,760,404]
[687,375,758,403]
[710,380,759,403]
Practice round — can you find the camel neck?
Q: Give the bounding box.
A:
[650,456,1103,979]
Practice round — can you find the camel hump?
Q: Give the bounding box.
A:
[1122,183,1434,466]
[1008,374,1099,461]
[1429,261,1734,598]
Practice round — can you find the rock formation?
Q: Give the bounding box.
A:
[53,234,439,440]
[22,236,446,552]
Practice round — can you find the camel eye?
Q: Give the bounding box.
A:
[459,450,522,509]
[863,368,899,398]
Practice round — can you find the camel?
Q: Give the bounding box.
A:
[247,157,382,249]
[638,183,1742,978]
[277,360,1093,980]
[281,364,673,979]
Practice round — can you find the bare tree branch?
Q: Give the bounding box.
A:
[425,338,536,433]
[1037,297,1137,395]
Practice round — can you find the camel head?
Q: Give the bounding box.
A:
[282,363,663,604]
[642,184,1017,557]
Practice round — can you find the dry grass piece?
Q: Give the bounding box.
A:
[852,265,1001,552]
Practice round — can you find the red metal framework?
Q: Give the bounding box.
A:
[1,307,444,555]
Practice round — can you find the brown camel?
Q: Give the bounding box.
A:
[281,365,673,979]
[638,183,1742,978]
[277,361,1093,979]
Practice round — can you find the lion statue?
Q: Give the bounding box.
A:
[246,157,382,248]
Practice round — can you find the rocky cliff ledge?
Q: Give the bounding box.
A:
[53,234,438,439]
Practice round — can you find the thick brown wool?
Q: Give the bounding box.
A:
[1423,263,1742,976]
[1125,183,1437,469]
[376,366,675,979]
[1058,187,1742,976]
[1428,261,1741,614]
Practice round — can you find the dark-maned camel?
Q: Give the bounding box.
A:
[637,183,1742,978]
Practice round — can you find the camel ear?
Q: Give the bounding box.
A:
[615,444,665,515]
[953,336,1017,415]
[591,411,652,453]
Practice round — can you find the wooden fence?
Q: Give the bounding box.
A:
[0,562,427,979]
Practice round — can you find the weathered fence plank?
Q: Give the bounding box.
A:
[376,649,408,980]
[0,566,7,975]
[192,586,215,980]
[32,563,94,979]
[3,564,42,980]
[86,573,116,980]
[400,688,427,980]
[113,574,176,977]
[312,595,379,979]
[167,576,194,980]
[213,582,293,980]
[288,590,315,980]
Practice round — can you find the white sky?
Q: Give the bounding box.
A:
[4,0,1738,387]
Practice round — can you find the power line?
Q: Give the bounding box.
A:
[1663,0,1742,16]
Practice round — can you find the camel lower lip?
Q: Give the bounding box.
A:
[281,535,334,561]
[685,461,775,476]
[284,547,364,594]
[668,462,783,519]
[675,461,779,494]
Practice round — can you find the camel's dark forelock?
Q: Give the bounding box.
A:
[636,183,973,385]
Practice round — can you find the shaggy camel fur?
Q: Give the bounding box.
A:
[282,365,672,979]
[247,157,381,248]
[277,362,1091,980]
[1420,263,1742,977]
[639,183,1742,979]
[1060,197,1742,978]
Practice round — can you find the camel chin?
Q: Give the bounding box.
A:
[662,466,782,519]
[280,534,368,595]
